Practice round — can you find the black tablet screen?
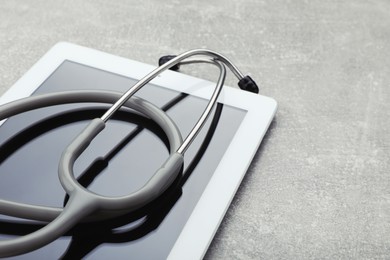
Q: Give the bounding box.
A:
[0,61,246,259]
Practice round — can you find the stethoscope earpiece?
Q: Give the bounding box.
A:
[158,55,180,71]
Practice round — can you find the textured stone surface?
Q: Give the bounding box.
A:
[1,1,389,259]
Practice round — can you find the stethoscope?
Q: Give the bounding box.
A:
[0,49,259,257]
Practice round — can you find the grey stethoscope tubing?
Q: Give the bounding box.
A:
[0,49,257,257]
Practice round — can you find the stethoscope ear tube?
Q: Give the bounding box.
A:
[59,117,184,212]
[59,118,106,193]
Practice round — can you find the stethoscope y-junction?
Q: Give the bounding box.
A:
[0,49,259,257]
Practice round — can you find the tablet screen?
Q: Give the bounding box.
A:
[0,61,246,259]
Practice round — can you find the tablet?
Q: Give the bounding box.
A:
[0,42,277,259]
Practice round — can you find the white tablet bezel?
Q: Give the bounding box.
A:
[0,42,277,259]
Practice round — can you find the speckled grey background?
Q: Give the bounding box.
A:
[1,1,389,259]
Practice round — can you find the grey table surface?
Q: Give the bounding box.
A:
[0,1,389,259]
